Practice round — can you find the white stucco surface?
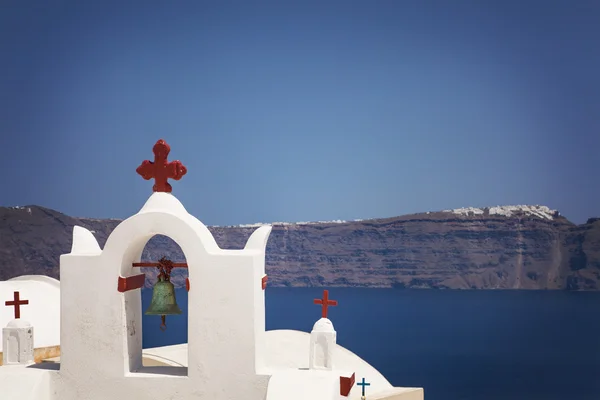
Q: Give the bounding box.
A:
[0,365,52,400]
[0,276,60,351]
[3,319,35,365]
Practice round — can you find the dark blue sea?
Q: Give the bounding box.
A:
[141,288,600,400]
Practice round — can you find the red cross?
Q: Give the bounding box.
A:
[5,291,29,319]
[314,290,338,318]
[136,139,187,193]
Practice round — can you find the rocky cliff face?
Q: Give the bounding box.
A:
[0,205,598,290]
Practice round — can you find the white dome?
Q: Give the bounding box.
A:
[0,279,59,351]
[312,318,335,332]
[6,319,32,329]
[8,275,60,288]
[143,330,395,389]
[139,192,188,215]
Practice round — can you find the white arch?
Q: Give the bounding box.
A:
[101,193,220,279]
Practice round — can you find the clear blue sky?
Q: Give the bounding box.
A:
[1,1,598,225]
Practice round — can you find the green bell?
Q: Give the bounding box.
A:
[145,278,183,316]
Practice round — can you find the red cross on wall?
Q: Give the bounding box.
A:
[136,139,187,193]
[5,291,29,319]
[314,290,338,318]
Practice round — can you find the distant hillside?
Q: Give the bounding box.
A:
[0,205,599,290]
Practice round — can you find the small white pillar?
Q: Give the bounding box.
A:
[2,319,34,366]
[309,317,336,370]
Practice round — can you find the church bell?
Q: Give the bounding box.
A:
[145,278,183,316]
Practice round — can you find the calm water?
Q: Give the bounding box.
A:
[141,288,600,400]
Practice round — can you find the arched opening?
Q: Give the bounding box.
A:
[141,235,189,349]
[7,333,19,364]
[126,234,189,376]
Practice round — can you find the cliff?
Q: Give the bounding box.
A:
[0,205,598,290]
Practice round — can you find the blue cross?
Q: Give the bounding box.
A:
[357,377,370,397]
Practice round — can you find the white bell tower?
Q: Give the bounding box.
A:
[309,290,338,370]
[309,317,337,370]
